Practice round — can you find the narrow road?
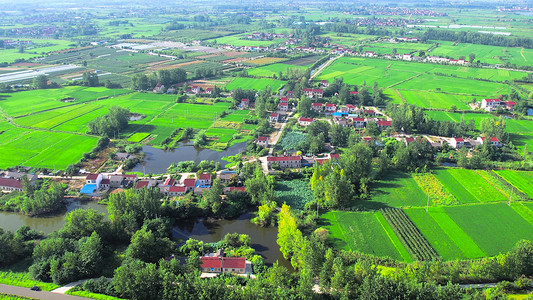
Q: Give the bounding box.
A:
[0,284,89,300]
[268,112,293,155]
[309,54,343,81]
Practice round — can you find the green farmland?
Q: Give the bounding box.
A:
[495,170,533,198]
[0,88,257,169]
[225,77,286,91]
[321,211,412,262]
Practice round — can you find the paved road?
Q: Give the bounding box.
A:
[0,284,89,300]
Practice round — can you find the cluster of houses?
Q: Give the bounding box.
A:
[246,32,292,40]
[200,250,248,274]
[450,136,502,149]
[82,171,245,197]
[480,98,517,112]
[0,171,37,193]
[2,39,34,48]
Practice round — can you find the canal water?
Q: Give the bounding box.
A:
[132,141,247,174]
[172,213,292,269]
[0,200,108,234]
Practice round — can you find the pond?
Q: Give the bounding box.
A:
[172,213,292,269]
[0,200,109,234]
[132,141,247,174]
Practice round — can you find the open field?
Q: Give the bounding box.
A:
[321,211,412,262]
[444,203,533,256]
[247,63,307,77]
[0,86,131,117]
[205,33,286,47]
[433,168,508,204]
[316,57,518,98]
[494,170,533,198]
[246,57,287,65]
[225,77,286,91]
[367,172,428,208]
[0,39,76,63]
[281,55,323,66]
[397,90,473,109]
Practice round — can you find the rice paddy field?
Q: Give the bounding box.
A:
[225,77,286,91]
[247,63,307,77]
[367,172,428,208]
[316,56,519,98]
[494,170,533,198]
[0,88,258,169]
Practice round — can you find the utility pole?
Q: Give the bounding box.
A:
[508,188,513,206]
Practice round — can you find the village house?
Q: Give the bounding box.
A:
[324,103,337,113]
[123,174,138,187]
[333,117,350,127]
[86,174,103,188]
[267,156,302,169]
[163,178,176,186]
[450,137,465,149]
[477,137,502,147]
[183,178,196,192]
[311,103,323,112]
[107,174,125,188]
[2,171,37,182]
[278,101,289,112]
[269,113,279,123]
[0,178,23,192]
[303,88,324,98]
[240,98,250,109]
[153,84,164,93]
[168,186,187,197]
[377,120,392,130]
[364,109,376,116]
[481,99,500,111]
[320,80,330,88]
[256,136,269,147]
[197,173,212,186]
[201,257,247,274]
[352,117,366,128]
[115,152,132,161]
[219,171,238,184]
[298,117,314,126]
[136,180,154,190]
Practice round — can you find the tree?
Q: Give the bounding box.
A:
[469,53,476,63]
[113,260,162,300]
[202,178,223,214]
[60,209,107,240]
[125,228,174,263]
[77,232,104,277]
[82,72,99,87]
[32,75,48,89]
[330,124,350,147]
[251,201,277,227]
[131,74,150,90]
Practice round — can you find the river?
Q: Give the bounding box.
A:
[172,213,292,269]
[0,200,108,234]
[132,142,247,174]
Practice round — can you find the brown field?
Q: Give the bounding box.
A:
[151,60,203,71]
[197,54,218,59]
[282,55,323,66]
[11,62,44,67]
[223,57,248,63]
[247,57,286,65]
[146,59,173,67]
[222,51,244,57]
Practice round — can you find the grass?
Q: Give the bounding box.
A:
[444,203,533,256]
[0,259,59,291]
[225,77,286,91]
[321,211,410,261]
[367,172,428,208]
[66,290,126,300]
[495,170,533,198]
[0,294,37,300]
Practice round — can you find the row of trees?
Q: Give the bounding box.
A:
[422,28,533,49]
[0,180,65,215]
[131,68,186,90]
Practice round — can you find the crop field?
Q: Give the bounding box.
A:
[225,77,286,91]
[246,57,287,65]
[445,203,533,256]
[397,90,473,109]
[275,180,314,211]
[127,132,150,142]
[0,128,97,169]
[205,34,285,47]
[429,42,533,67]
[434,168,508,204]
[411,173,458,205]
[494,170,533,198]
[367,172,427,208]
[321,211,412,261]
[0,86,131,117]
[404,208,469,260]
[317,57,516,97]
[247,63,307,77]
[381,208,439,261]
[510,203,533,226]
[281,55,323,66]
[0,39,76,63]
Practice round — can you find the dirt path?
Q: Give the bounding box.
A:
[521,48,527,62]
[394,89,406,103]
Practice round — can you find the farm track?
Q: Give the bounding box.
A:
[394,89,406,103]
[309,54,343,81]
[387,73,422,88]
[521,48,527,62]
